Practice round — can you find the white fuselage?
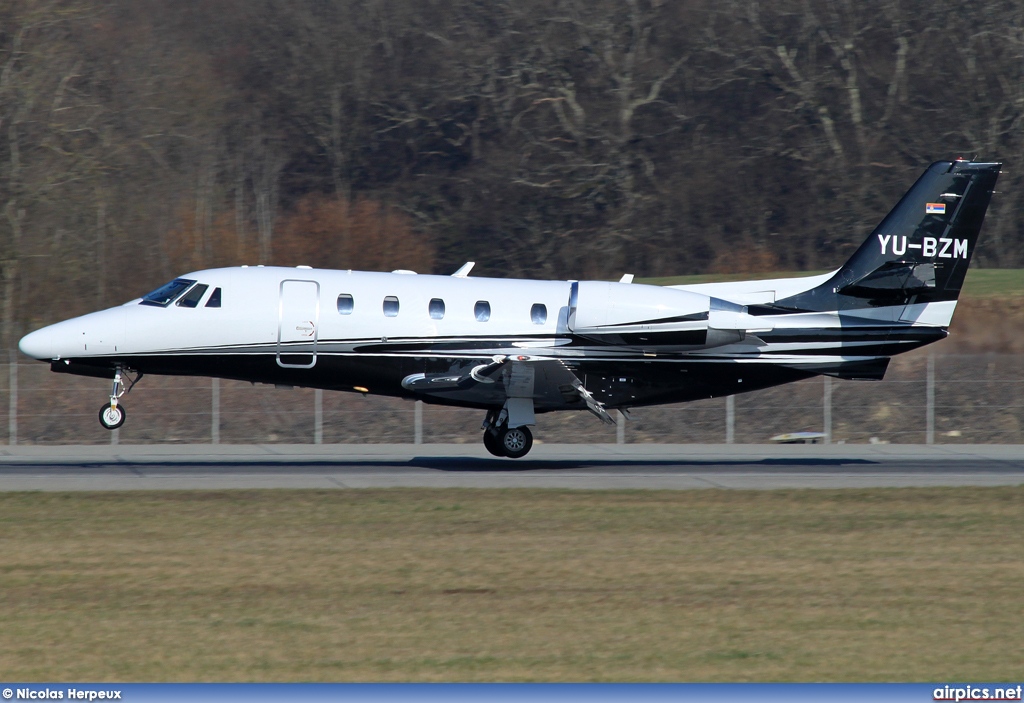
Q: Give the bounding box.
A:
[18,264,952,414]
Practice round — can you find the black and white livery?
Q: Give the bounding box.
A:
[19,159,1002,457]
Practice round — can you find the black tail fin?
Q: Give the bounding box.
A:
[775,159,1001,311]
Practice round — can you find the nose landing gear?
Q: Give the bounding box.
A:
[98,366,142,431]
[99,403,126,430]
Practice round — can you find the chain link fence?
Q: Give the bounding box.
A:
[3,352,1023,445]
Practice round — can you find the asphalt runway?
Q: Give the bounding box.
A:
[0,443,1022,490]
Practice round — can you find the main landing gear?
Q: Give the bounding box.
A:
[98,366,142,431]
[483,425,534,459]
[482,409,534,459]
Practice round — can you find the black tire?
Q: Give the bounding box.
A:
[500,425,533,459]
[99,403,126,430]
[483,428,506,457]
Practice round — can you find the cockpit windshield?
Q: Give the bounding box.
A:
[176,284,209,308]
[140,279,197,307]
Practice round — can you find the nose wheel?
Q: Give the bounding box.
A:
[98,366,141,431]
[99,403,126,430]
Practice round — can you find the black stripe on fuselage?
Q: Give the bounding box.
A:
[756,327,945,344]
[52,351,824,410]
[45,318,943,411]
[53,324,942,371]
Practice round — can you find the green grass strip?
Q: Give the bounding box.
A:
[1,488,1022,681]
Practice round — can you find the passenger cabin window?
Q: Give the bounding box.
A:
[176,283,209,308]
[206,287,222,308]
[140,278,196,307]
[383,296,400,317]
[429,298,445,320]
[475,301,491,322]
[337,294,354,315]
[531,303,547,324]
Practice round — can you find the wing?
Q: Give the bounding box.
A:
[401,355,617,423]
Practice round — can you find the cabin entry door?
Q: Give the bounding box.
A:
[277,279,320,368]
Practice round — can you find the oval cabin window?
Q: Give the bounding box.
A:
[531,304,547,324]
[429,298,445,320]
[474,301,491,322]
[337,294,354,315]
[383,296,400,317]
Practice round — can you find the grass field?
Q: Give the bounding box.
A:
[1,488,1022,681]
[641,268,1024,298]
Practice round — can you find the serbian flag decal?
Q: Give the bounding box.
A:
[926,202,946,214]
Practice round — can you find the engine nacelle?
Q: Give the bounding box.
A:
[567,281,771,349]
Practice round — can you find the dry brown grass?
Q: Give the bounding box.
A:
[0,488,1022,681]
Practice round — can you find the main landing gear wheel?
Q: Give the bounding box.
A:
[499,425,533,459]
[483,429,505,457]
[99,404,126,430]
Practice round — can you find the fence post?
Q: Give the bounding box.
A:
[212,378,221,445]
[725,395,735,444]
[616,410,625,445]
[926,354,935,445]
[414,399,423,445]
[823,375,832,444]
[314,388,323,445]
[8,358,17,446]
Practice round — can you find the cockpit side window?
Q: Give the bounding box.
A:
[140,279,196,307]
[205,288,222,308]
[176,284,209,308]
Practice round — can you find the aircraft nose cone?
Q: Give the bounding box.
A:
[19,327,55,360]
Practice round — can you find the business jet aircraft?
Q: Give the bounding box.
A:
[19,159,1000,457]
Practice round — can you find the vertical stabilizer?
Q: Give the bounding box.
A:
[774,159,1001,313]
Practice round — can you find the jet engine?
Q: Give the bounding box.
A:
[566,281,772,349]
